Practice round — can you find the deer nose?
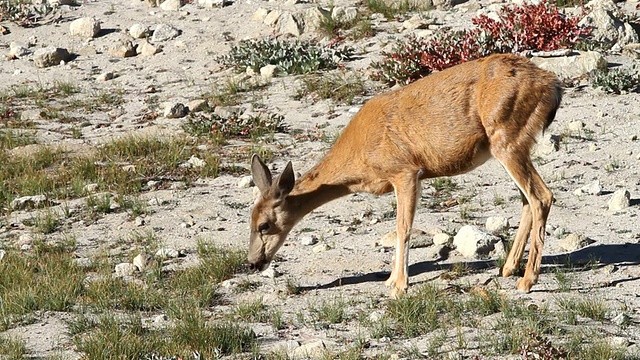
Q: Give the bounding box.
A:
[248,260,264,273]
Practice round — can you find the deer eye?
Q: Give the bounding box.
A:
[258,222,270,233]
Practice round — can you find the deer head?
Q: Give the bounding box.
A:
[248,154,297,271]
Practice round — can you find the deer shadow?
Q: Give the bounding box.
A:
[297,243,640,292]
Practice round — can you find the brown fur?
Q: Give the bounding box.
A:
[249,53,562,297]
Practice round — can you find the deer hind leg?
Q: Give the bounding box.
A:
[385,171,421,298]
[494,152,552,293]
[500,191,532,277]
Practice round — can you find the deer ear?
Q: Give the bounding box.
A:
[273,161,295,198]
[251,154,272,194]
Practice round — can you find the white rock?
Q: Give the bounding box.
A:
[608,189,631,211]
[156,248,180,258]
[261,266,278,279]
[187,155,205,168]
[485,216,509,232]
[368,310,385,322]
[160,0,181,10]
[0,250,5,261]
[108,39,137,58]
[96,72,114,81]
[187,99,208,112]
[312,243,331,253]
[9,42,30,58]
[115,262,138,277]
[198,0,225,8]
[237,175,254,188]
[138,39,161,56]
[453,225,501,259]
[433,233,451,246]
[129,24,150,38]
[276,12,302,37]
[83,183,99,193]
[133,253,148,271]
[260,64,278,78]
[612,312,630,326]
[252,8,269,22]
[70,17,101,38]
[75,257,92,268]
[299,234,318,246]
[163,102,187,118]
[289,340,326,360]
[221,278,238,288]
[559,233,595,252]
[573,180,603,196]
[579,4,639,47]
[264,10,281,26]
[152,24,181,42]
[534,133,560,156]
[302,7,330,32]
[33,47,70,68]
[10,195,49,210]
[134,216,145,226]
[531,51,608,80]
[332,6,358,23]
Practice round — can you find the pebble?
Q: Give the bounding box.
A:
[33,47,70,68]
[237,175,254,188]
[138,40,161,56]
[608,189,631,211]
[573,180,603,196]
[133,253,148,271]
[69,17,101,38]
[260,266,278,279]
[485,216,509,232]
[299,234,318,246]
[612,312,630,326]
[10,195,50,210]
[156,247,180,258]
[163,102,188,118]
[129,23,150,38]
[0,250,5,261]
[135,216,146,226]
[114,262,138,277]
[152,24,181,42]
[433,233,451,245]
[108,39,137,58]
[96,72,114,81]
[312,243,331,253]
[559,233,595,252]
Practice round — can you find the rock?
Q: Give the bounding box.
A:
[567,120,585,133]
[579,1,639,48]
[237,176,254,188]
[402,14,428,30]
[534,133,560,156]
[332,7,358,23]
[485,216,509,232]
[369,310,385,322]
[289,340,326,360]
[531,51,607,80]
[381,229,433,248]
[264,10,281,26]
[453,225,501,259]
[152,24,181,42]
[607,336,630,348]
[9,42,30,58]
[622,43,640,59]
[163,102,187,118]
[138,40,161,56]
[160,0,181,10]
[115,262,138,277]
[573,180,603,196]
[187,99,208,112]
[261,266,278,279]
[299,234,318,246]
[433,233,451,246]
[312,243,331,253]
[260,64,278,78]
[0,250,5,262]
[134,216,145,226]
[276,12,302,37]
[302,7,330,32]
[108,39,137,58]
[187,155,205,168]
[221,278,238,288]
[33,47,70,68]
[156,247,180,258]
[0,25,9,35]
[10,195,50,210]
[608,189,630,211]
[75,258,92,268]
[252,8,269,22]
[69,17,101,38]
[129,24,150,39]
[559,233,595,252]
[83,183,99,193]
[96,72,115,81]
[198,0,226,8]
[133,253,148,271]
[612,312,630,326]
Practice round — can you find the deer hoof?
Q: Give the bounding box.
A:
[516,277,534,293]
[389,286,406,299]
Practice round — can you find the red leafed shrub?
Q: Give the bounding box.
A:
[371,1,591,85]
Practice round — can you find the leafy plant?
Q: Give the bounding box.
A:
[218,38,354,75]
[590,67,640,94]
[372,2,591,84]
[0,0,56,27]
[183,112,288,144]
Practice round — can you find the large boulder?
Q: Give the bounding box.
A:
[531,51,607,79]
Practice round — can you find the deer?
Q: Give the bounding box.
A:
[248,53,562,298]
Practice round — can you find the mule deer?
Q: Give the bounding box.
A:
[249,53,562,297]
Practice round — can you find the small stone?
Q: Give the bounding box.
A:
[0,25,8,35]
[187,155,205,168]
[453,225,501,259]
[553,227,567,238]
[75,258,92,268]
[69,17,101,38]
[122,164,136,172]
[20,244,32,251]
[573,180,603,196]
[368,310,385,322]
[0,250,5,261]
[163,102,188,118]
[135,216,146,226]
[138,39,161,56]
[84,183,99,193]
[612,312,630,326]
[115,262,138,277]
[10,195,50,210]
[221,278,238,288]
[160,0,181,10]
[129,24,150,38]
[133,253,148,271]
[156,248,180,258]
[237,176,254,188]
[261,266,278,279]
[332,6,358,23]
[96,72,114,81]
[608,189,631,211]
[299,235,318,246]
[187,99,208,112]
[152,24,181,42]
[108,39,137,58]
[485,216,509,232]
[154,314,168,323]
[559,233,595,252]
[260,64,278,79]
[289,340,326,360]
[567,120,585,132]
[198,0,226,8]
[534,133,560,156]
[33,47,70,68]
[312,243,331,253]
[433,233,451,245]
[9,42,30,58]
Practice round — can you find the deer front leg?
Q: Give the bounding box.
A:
[385,171,421,298]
